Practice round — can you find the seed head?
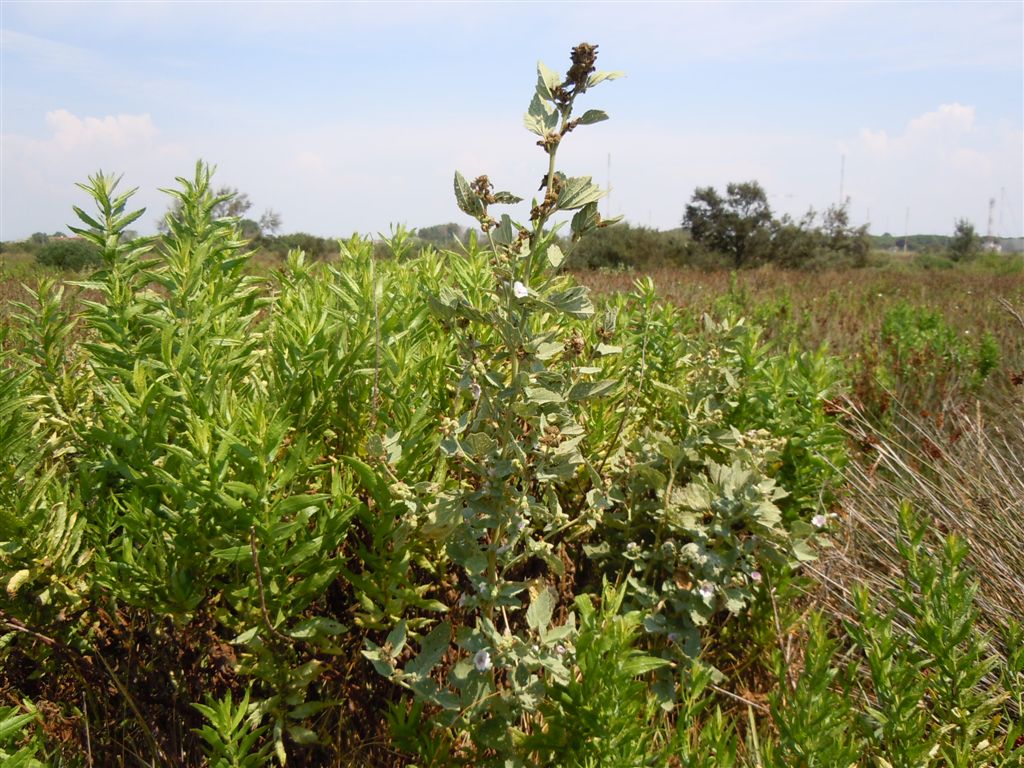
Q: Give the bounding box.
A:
[565,43,598,93]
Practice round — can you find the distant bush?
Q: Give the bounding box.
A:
[568,223,698,269]
[260,232,337,260]
[35,238,102,270]
[913,251,956,270]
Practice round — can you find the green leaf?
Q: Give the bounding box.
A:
[272,493,328,517]
[792,538,818,562]
[546,244,565,269]
[567,379,617,401]
[211,546,249,563]
[621,654,671,676]
[577,109,609,126]
[232,626,259,645]
[526,586,556,632]
[536,60,561,101]
[588,70,625,87]
[454,171,484,218]
[341,456,390,509]
[407,621,451,676]
[286,725,319,745]
[557,176,604,211]
[385,620,408,657]
[534,341,563,360]
[546,286,594,318]
[524,93,559,137]
[525,387,563,405]
[5,569,30,597]
[493,214,516,245]
[288,617,348,639]
[463,432,498,457]
[492,191,523,205]
[570,202,600,240]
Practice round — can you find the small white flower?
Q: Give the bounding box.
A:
[474,649,492,672]
[812,514,828,529]
[555,644,566,655]
[699,582,715,600]
[469,381,482,400]
[512,281,529,299]
[750,570,762,584]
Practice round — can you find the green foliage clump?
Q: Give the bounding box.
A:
[682,185,871,270]
[0,702,47,767]
[876,301,1000,399]
[948,218,982,262]
[34,237,102,270]
[568,223,693,270]
[261,231,337,260]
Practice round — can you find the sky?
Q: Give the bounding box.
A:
[1,0,1022,241]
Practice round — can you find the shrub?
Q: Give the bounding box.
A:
[34,237,101,270]
[568,223,691,269]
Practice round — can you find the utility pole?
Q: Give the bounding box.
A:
[986,197,997,250]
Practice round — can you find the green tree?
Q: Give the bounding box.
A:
[820,200,870,267]
[683,181,773,268]
[416,222,469,246]
[948,218,980,262]
[157,182,256,233]
[258,209,282,236]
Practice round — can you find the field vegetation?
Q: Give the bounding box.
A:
[1,44,1022,767]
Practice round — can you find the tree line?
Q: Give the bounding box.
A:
[6,180,1003,271]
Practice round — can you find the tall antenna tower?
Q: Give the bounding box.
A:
[986,197,997,249]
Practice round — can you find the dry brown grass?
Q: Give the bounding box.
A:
[813,390,1024,640]
[576,265,1024,362]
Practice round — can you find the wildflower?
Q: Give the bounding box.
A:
[699,582,715,600]
[750,570,762,584]
[812,513,828,528]
[474,649,492,672]
[513,281,529,299]
[469,381,482,400]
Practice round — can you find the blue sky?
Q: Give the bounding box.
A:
[2,1,1022,240]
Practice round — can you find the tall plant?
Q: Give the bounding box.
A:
[364,42,624,758]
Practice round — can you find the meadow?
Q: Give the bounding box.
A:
[1,45,1022,767]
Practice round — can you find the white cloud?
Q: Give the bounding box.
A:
[1,110,188,238]
[44,110,160,151]
[842,103,1021,234]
